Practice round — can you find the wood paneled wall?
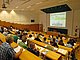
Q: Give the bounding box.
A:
[0,20,43,32]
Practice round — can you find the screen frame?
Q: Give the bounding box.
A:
[50,12,67,28]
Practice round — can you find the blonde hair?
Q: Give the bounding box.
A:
[6,34,14,44]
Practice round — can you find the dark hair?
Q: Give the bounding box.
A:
[53,38,55,42]
[32,32,34,34]
[56,36,58,39]
[60,39,63,42]
[23,33,27,35]
[29,34,32,37]
[58,34,60,37]
[44,37,46,41]
[52,35,53,37]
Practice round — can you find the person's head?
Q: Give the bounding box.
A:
[32,32,34,34]
[6,34,14,44]
[50,40,53,45]
[44,37,46,41]
[49,35,50,38]
[59,39,63,43]
[56,36,58,39]
[60,36,62,40]
[22,36,26,42]
[58,34,60,37]
[52,35,53,38]
[23,33,27,36]
[53,38,55,42]
[30,43,35,49]
[37,35,39,38]
[29,34,32,38]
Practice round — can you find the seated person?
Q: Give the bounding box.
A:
[67,38,75,46]
[0,26,3,33]
[43,37,48,44]
[27,43,39,56]
[13,32,19,43]
[0,34,23,60]
[39,34,44,39]
[3,28,9,36]
[55,36,58,43]
[21,33,27,41]
[50,38,58,48]
[62,36,66,40]
[48,35,53,40]
[18,33,27,49]
[34,33,38,37]
[35,36,42,42]
[52,35,54,38]
[27,34,35,41]
[58,39,64,46]
[66,42,73,48]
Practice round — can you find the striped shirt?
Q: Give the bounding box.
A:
[0,42,15,60]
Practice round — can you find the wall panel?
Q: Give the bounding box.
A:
[0,20,43,32]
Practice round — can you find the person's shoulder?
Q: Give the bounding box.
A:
[2,42,8,45]
[2,42,11,49]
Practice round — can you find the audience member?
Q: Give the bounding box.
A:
[13,32,19,43]
[3,28,9,36]
[0,34,23,60]
[27,34,35,41]
[55,36,58,43]
[50,38,58,48]
[58,39,64,46]
[35,36,42,42]
[27,43,39,56]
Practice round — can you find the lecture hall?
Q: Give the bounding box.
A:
[0,0,80,60]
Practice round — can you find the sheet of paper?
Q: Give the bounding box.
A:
[58,48,67,55]
[53,47,58,50]
[14,46,22,53]
[42,49,49,55]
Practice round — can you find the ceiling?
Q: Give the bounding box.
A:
[0,0,80,11]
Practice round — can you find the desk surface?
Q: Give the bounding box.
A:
[46,50,61,60]
[19,50,42,60]
[11,42,18,48]
[0,33,6,42]
[31,40,68,56]
[41,48,61,60]
[31,40,61,60]
[58,45,72,52]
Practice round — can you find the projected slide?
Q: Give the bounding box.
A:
[50,12,66,27]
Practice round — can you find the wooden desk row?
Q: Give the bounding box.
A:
[10,32,62,60]
[34,32,79,52]
[36,45,61,60]
[0,33,42,60]
[31,40,69,56]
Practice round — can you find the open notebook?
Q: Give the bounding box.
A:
[58,48,68,55]
[14,46,25,53]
